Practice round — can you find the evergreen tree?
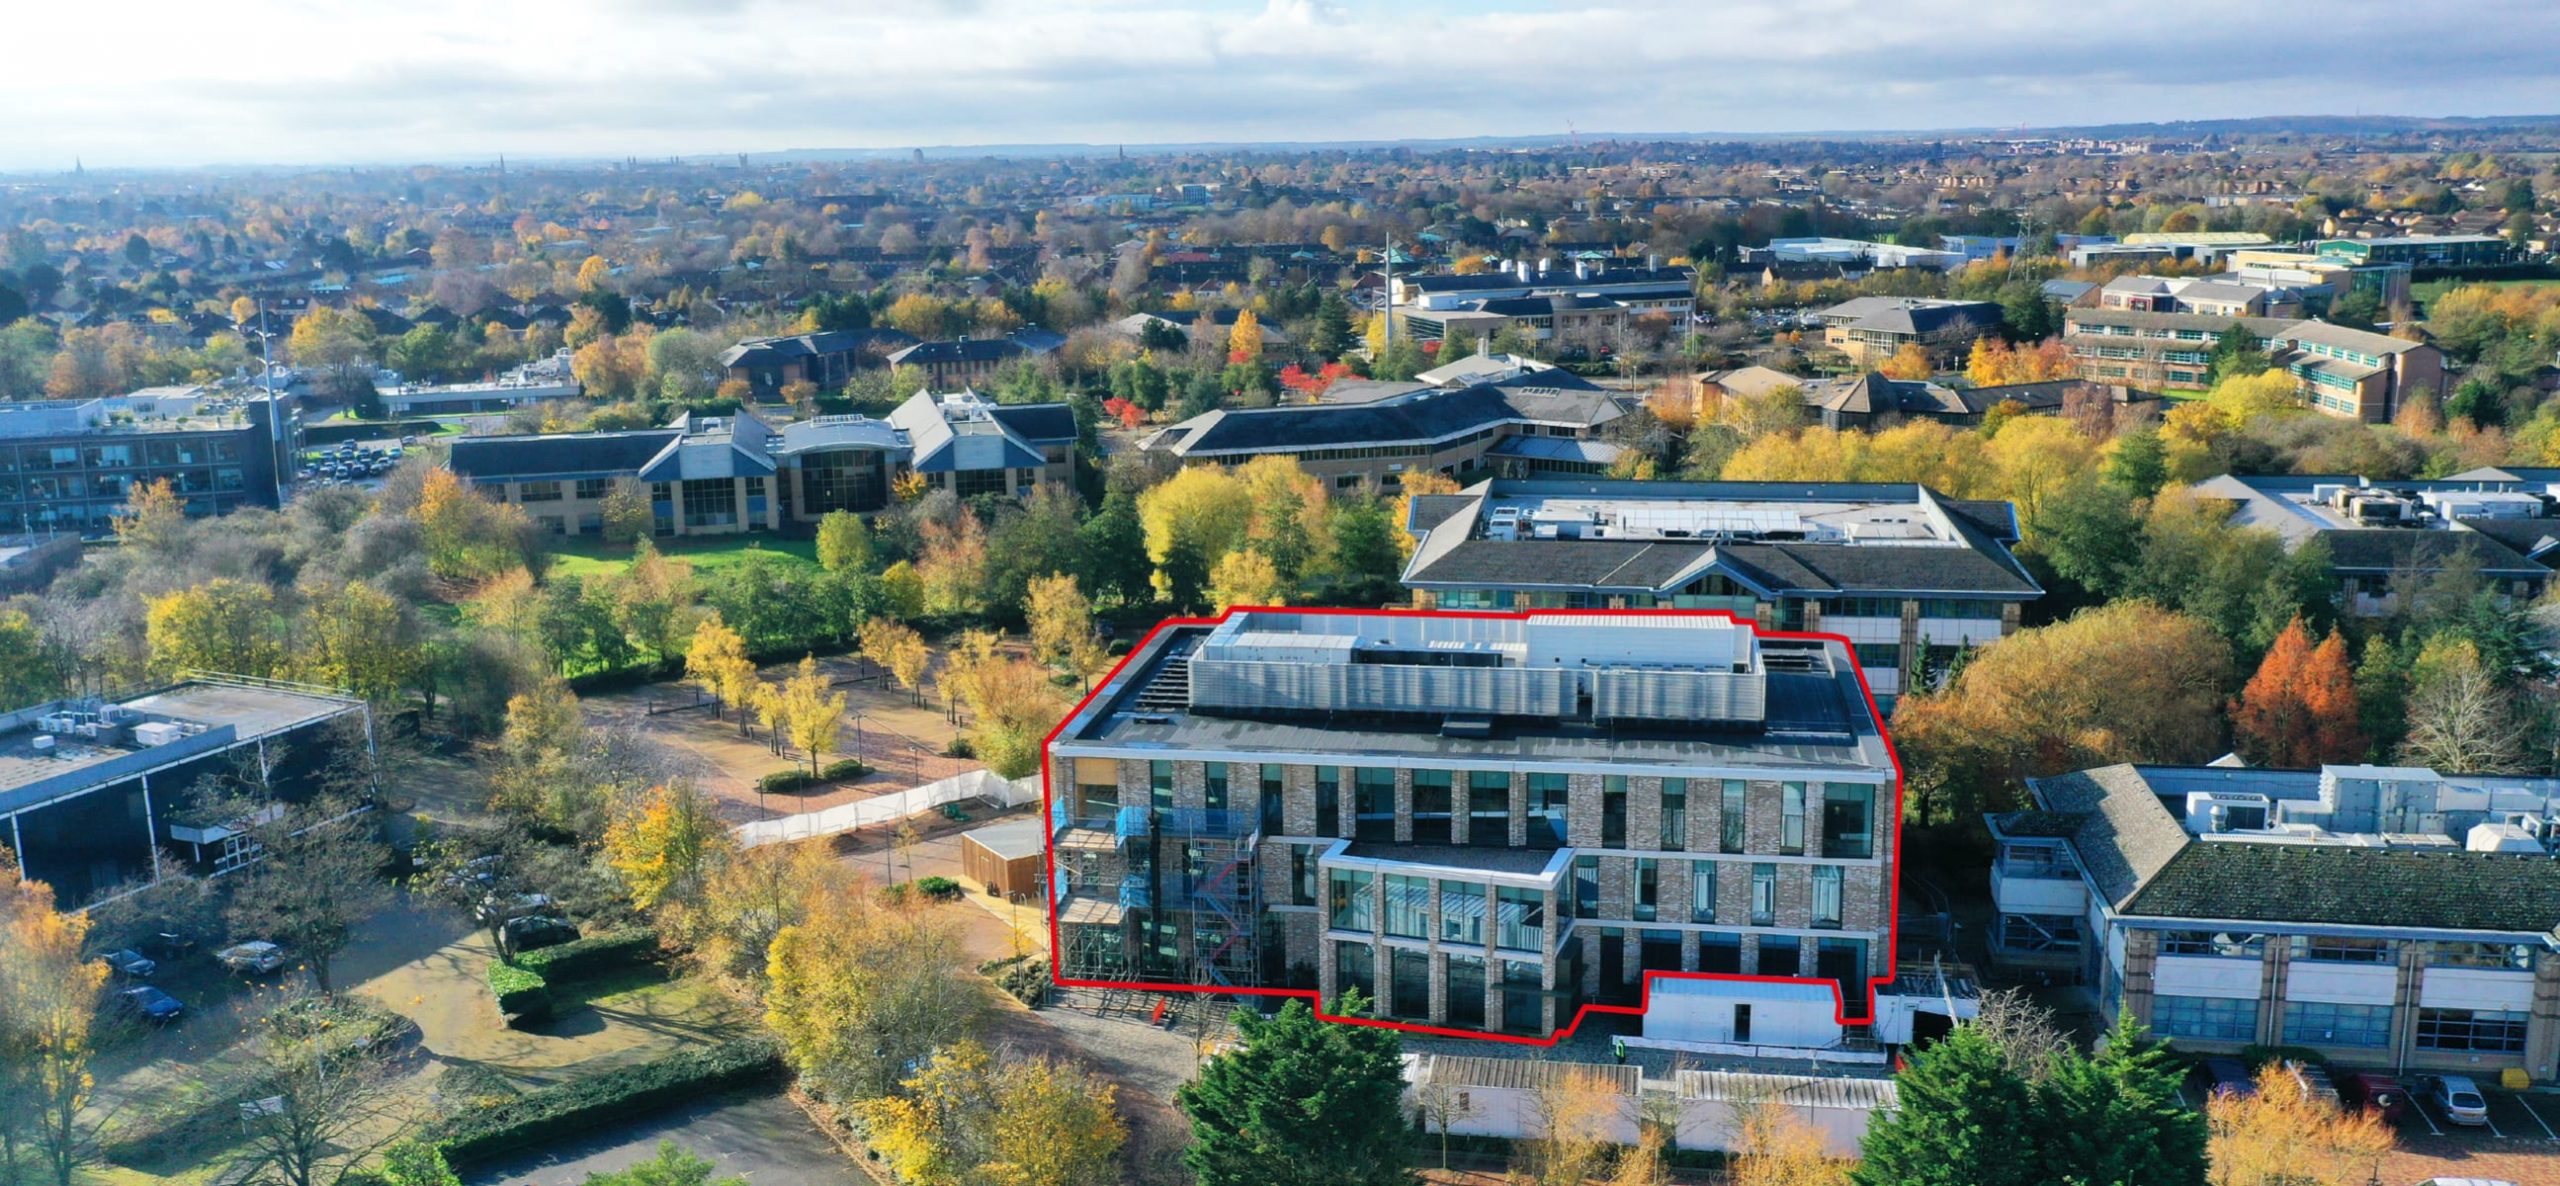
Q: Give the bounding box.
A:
[1853,1025,2039,1186]
[2205,322,2268,385]
[2036,1014,2208,1186]
[1307,293,1353,361]
[2101,426,2169,500]
[1077,488,1151,608]
[1175,994,1412,1186]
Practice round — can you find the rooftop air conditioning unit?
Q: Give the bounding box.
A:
[30,735,53,753]
[132,721,185,747]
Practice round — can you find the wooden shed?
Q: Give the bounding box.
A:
[959,816,1046,901]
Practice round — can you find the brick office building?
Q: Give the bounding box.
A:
[1046,609,1899,1040]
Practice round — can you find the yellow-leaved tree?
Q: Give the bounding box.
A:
[2,851,109,1186]
[685,615,757,733]
[144,578,281,679]
[858,1039,1125,1186]
[776,656,850,776]
[603,782,732,914]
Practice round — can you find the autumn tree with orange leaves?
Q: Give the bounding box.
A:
[2,849,109,1186]
[2231,617,2365,768]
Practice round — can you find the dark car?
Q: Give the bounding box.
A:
[2339,1070,2408,1122]
[502,915,579,953]
[100,949,157,979]
[117,986,185,1023]
[2199,1057,2256,1099]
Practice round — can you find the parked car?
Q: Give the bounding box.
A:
[2338,1070,2407,1122]
[217,940,287,975]
[2422,1074,2490,1126]
[503,915,580,953]
[2199,1057,2256,1098]
[117,985,185,1023]
[148,930,199,959]
[476,892,554,924]
[99,949,157,979]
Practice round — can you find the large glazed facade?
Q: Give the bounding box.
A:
[1046,609,1898,1040]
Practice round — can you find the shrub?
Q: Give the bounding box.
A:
[994,958,1051,1005]
[819,758,868,781]
[516,927,659,982]
[916,876,962,901]
[429,1037,782,1166]
[943,737,976,759]
[486,962,550,1022]
[757,769,814,794]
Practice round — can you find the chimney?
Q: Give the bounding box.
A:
[1574,258,1591,281]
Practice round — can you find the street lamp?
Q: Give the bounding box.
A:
[236,302,290,507]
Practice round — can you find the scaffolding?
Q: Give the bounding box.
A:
[1162,808,1260,988]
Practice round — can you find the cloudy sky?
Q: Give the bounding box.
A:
[9,0,2560,169]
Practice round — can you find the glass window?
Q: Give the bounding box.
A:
[1999,841,2072,880]
[1758,935,1799,978]
[1446,954,1486,1027]
[1721,780,1747,853]
[1468,771,1510,845]
[1383,874,1430,939]
[1529,773,1569,846]
[1999,913,2081,953]
[1496,886,1544,952]
[1603,775,1628,847]
[1390,948,1431,1020]
[1660,778,1687,851]
[1329,869,1373,931]
[1354,767,1396,842]
[2289,935,2392,964]
[1291,846,1316,906]
[1811,865,1842,929]
[1821,784,1873,859]
[1691,860,1717,922]
[1316,766,1340,836]
[575,477,614,500]
[1633,858,1658,923]
[1335,941,1375,1003]
[1750,864,1776,927]
[1440,881,1485,945]
[2160,931,2266,958]
[1412,769,1453,830]
[2152,995,2256,1042]
[1573,856,1599,919]
[2429,941,2534,970]
[1780,782,1806,855]
[2417,1008,2528,1054]
[518,479,563,502]
[1260,764,1284,833]
[680,479,736,528]
[1204,762,1228,812]
[1150,760,1174,810]
[1700,932,1741,974]
[2283,1001,2392,1048]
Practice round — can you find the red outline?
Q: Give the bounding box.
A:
[1040,607,1907,1048]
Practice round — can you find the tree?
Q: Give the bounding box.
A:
[2101,425,2170,500]
[1852,1025,2039,1186]
[941,648,1061,778]
[1877,342,1932,380]
[376,1142,462,1186]
[1,854,107,1186]
[1891,602,2230,822]
[603,783,733,913]
[1227,308,1263,359]
[229,1003,413,1186]
[579,1142,745,1186]
[815,510,873,573]
[2401,635,2526,772]
[2230,618,2365,768]
[224,798,395,994]
[145,578,282,678]
[112,476,186,555]
[1518,1066,1624,1186]
[286,306,378,398]
[1175,994,1412,1186]
[764,874,984,1103]
[1026,573,1109,691]
[1138,467,1255,607]
[2036,1012,2206,1186]
[1208,549,1286,611]
[2205,1063,2391,1186]
[0,608,65,714]
[411,468,538,583]
[916,510,991,617]
[860,618,931,706]
[300,582,423,703]
[1729,1097,1849,1186]
[601,478,654,546]
[684,616,757,731]
[775,656,850,775]
[880,560,928,619]
[857,1040,1126,1186]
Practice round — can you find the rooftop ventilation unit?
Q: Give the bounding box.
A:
[2186,792,2273,834]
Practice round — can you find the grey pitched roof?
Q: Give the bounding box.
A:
[2027,765,2197,908]
[447,430,680,480]
[987,403,1078,444]
[1148,384,1621,456]
[888,338,1031,366]
[2317,528,2544,577]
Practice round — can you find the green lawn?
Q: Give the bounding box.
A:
[547,534,820,581]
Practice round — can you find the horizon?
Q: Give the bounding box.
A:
[12,0,2560,171]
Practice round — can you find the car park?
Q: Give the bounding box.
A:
[503,914,580,953]
[117,985,185,1023]
[100,948,157,979]
[2420,1074,2490,1126]
[217,940,287,975]
[477,892,555,924]
[2338,1070,2407,1122]
[2198,1056,2256,1099]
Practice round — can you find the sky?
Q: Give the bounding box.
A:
[9,0,2560,170]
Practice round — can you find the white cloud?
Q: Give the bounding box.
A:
[4,0,2558,168]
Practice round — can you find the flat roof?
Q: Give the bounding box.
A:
[0,681,362,813]
[1056,619,1893,777]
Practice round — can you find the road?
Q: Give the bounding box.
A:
[460,1089,862,1186]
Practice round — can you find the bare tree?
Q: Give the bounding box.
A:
[228,1004,411,1186]
[225,799,394,994]
[1969,987,2072,1081]
[1409,1061,1482,1171]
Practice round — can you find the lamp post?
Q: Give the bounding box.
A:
[237,303,289,506]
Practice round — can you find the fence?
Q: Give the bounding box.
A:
[733,768,1039,847]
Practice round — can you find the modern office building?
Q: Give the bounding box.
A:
[0,676,373,908]
[2311,235,2511,270]
[1809,297,2005,368]
[0,387,285,537]
[2266,321,2447,423]
[1997,763,2560,1080]
[1398,480,2039,699]
[1046,609,1902,1042]
[1136,382,1628,492]
[2189,473,2552,614]
[446,388,1077,535]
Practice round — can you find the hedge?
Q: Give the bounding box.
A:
[757,760,869,795]
[516,927,659,982]
[916,876,962,900]
[430,1037,783,1166]
[486,962,550,1022]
